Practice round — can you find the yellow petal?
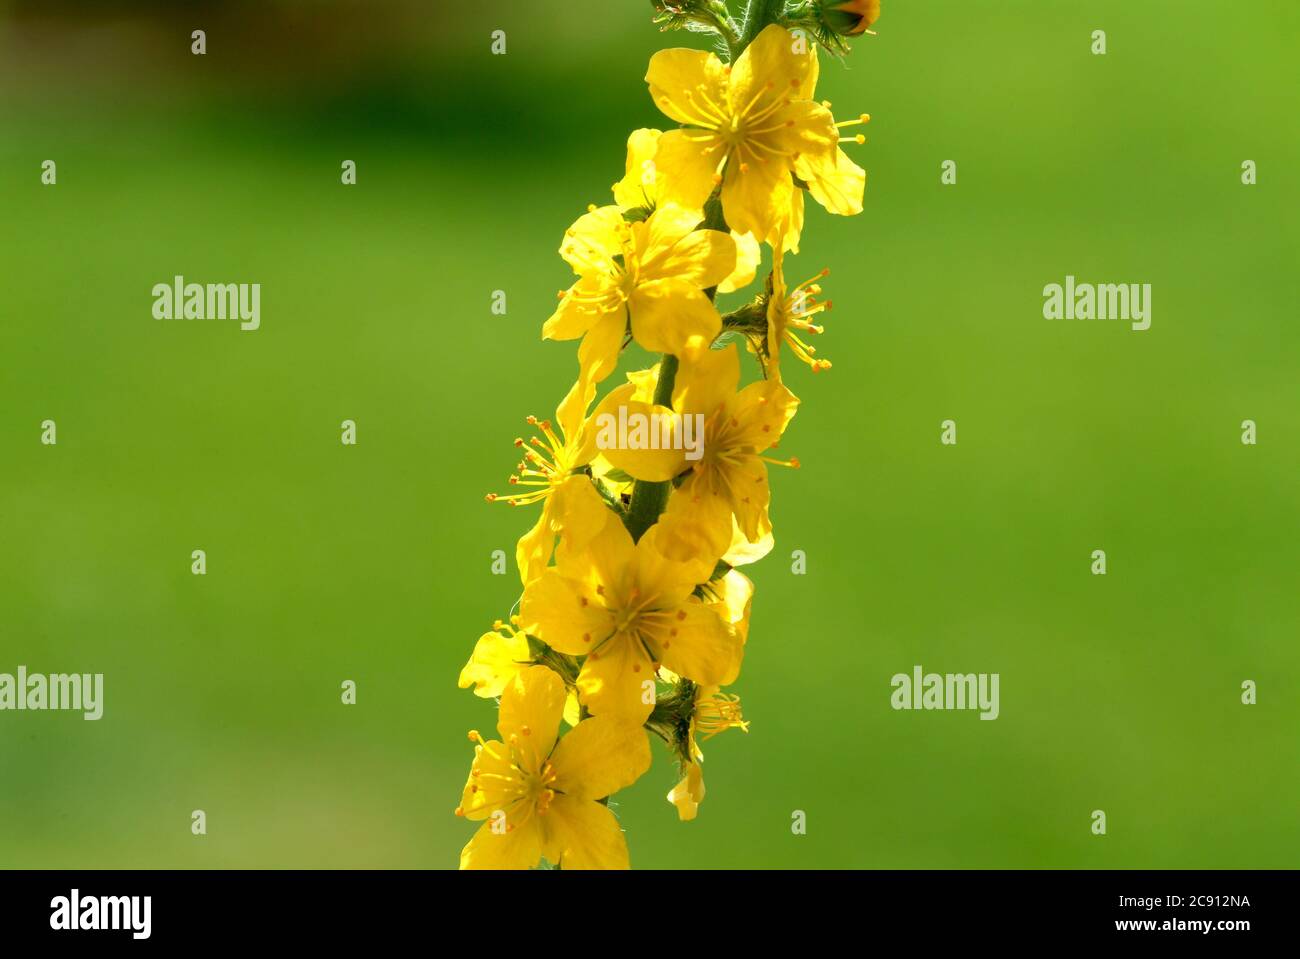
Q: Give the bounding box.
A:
[667,762,705,821]
[648,599,740,689]
[723,517,774,567]
[542,796,631,869]
[729,26,815,121]
[707,568,754,681]
[550,716,651,799]
[563,689,582,728]
[720,451,772,543]
[543,275,607,341]
[628,279,721,356]
[717,230,761,294]
[554,375,596,448]
[460,813,543,870]
[577,307,627,386]
[646,47,729,128]
[630,530,705,607]
[650,478,734,568]
[578,514,638,596]
[497,666,566,771]
[549,475,615,553]
[559,204,624,275]
[459,739,517,819]
[576,634,655,723]
[770,99,838,160]
[593,398,688,483]
[772,186,805,253]
[721,154,793,244]
[654,127,726,213]
[518,568,616,657]
[798,42,821,99]
[458,628,531,698]
[673,340,740,416]
[796,146,866,216]
[515,506,554,586]
[642,223,736,291]
[613,127,664,210]
[730,377,800,450]
[638,203,702,261]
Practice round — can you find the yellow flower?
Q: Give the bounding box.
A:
[457,619,582,726]
[767,242,833,375]
[486,378,615,584]
[646,25,838,244]
[457,666,650,869]
[518,511,741,723]
[458,619,531,699]
[544,203,735,385]
[614,127,762,295]
[649,343,800,561]
[666,683,749,822]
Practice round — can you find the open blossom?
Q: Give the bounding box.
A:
[767,240,834,375]
[614,127,761,294]
[544,202,735,385]
[458,667,650,869]
[457,619,582,726]
[485,377,614,584]
[647,25,838,244]
[518,510,742,723]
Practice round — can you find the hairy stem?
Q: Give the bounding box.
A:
[740,0,787,49]
[622,353,680,542]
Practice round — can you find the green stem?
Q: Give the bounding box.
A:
[622,193,729,543]
[622,353,679,542]
[740,0,787,50]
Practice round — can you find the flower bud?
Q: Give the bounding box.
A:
[818,0,881,37]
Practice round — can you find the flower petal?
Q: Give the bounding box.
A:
[729,25,815,120]
[460,813,543,870]
[577,307,627,386]
[559,205,625,274]
[646,47,729,128]
[667,762,705,822]
[519,568,616,656]
[628,280,721,356]
[672,340,740,416]
[721,154,793,243]
[497,666,566,771]
[542,796,631,869]
[796,146,866,216]
[458,628,531,698]
[613,127,663,210]
[458,739,518,820]
[595,399,688,483]
[550,715,651,800]
[717,230,761,294]
[577,634,655,723]
[641,221,736,291]
[654,128,726,213]
[646,599,740,689]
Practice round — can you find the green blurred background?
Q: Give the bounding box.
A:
[2,0,1297,869]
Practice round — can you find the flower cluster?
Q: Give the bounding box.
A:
[456,1,876,869]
